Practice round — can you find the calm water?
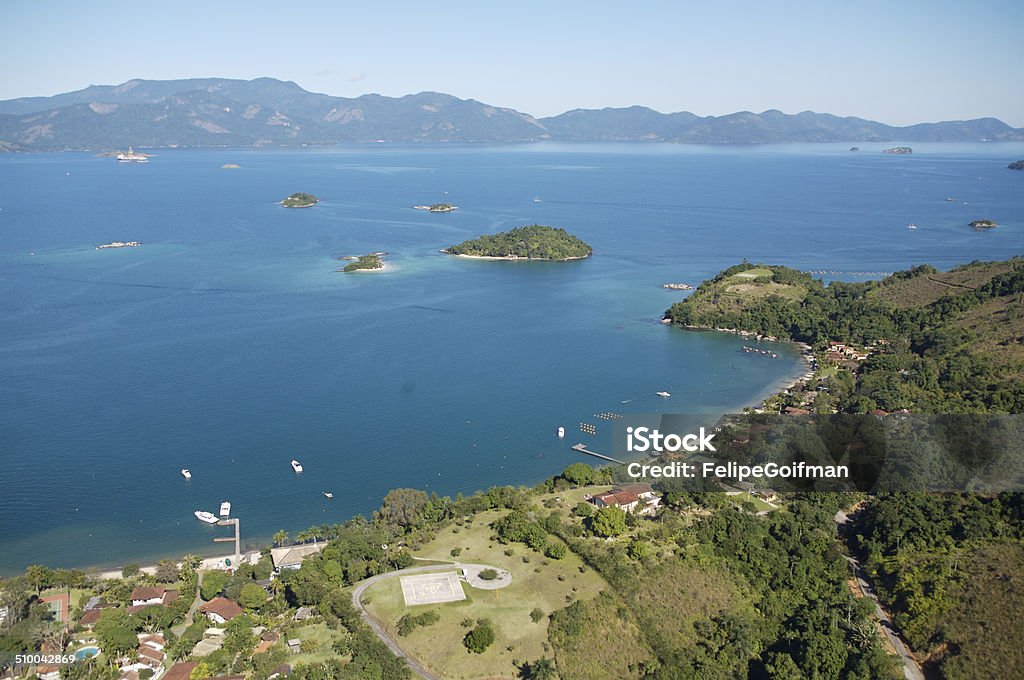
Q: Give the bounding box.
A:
[1,142,1022,573]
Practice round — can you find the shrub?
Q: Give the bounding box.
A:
[545,543,568,560]
[530,608,545,624]
[464,620,496,654]
[478,569,498,581]
[450,548,462,557]
[574,502,596,518]
[397,610,440,636]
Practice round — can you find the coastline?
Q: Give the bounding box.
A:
[667,321,816,411]
[443,250,592,262]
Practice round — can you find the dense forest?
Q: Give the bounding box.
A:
[444,225,592,260]
[850,493,1024,678]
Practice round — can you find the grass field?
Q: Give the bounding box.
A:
[288,622,350,665]
[547,591,654,680]
[360,507,607,679]
[871,259,1019,309]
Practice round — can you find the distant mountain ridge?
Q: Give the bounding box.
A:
[1,77,1021,151]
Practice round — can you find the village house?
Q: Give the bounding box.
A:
[199,597,244,625]
[269,544,324,573]
[589,483,661,516]
[117,633,166,680]
[162,662,198,680]
[129,586,179,609]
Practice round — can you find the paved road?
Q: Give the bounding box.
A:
[836,511,925,680]
[350,562,508,680]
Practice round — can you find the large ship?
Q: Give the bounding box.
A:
[116,147,148,163]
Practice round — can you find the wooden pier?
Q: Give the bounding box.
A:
[571,443,627,465]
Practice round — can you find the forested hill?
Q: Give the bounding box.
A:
[444,225,592,260]
[665,258,1024,412]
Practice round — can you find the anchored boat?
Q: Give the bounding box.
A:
[194,510,218,524]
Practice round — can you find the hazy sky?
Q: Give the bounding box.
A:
[3,0,1023,126]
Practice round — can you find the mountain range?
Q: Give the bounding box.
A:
[1,77,1021,151]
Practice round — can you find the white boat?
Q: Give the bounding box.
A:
[116,146,148,163]
[291,459,303,473]
[657,391,671,398]
[323,492,334,499]
[907,223,918,230]
[557,426,565,438]
[194,510,218,524]
[219,501,231,517]
[181,468,192,480]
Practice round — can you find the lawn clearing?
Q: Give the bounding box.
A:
[360,507,607,680]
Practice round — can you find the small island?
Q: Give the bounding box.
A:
[849,147,859,152]
[969,219,998,230]
[883,146,913,154]
[1008,160,1024,170]
[339,253,385,272]
[96,241,141,249]
[281,192,319,208]
[414,203,458,212]
[443,224,592,261]
[222,163,240,169]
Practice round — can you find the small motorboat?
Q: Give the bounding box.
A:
[219,501,231,517]
[907,223,918,230]
[657,391,671,398]
[291,459,303,473]
[194,510,218,524]
[557,426,565,438]
[323,492,334,499]
[181,468,192,480]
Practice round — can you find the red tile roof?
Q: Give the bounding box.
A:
[80,609,104,625]
[130,586,166,602]
[163,662,197,680]
[199,597,244,621]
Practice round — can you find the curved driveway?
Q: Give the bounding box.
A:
[350,562,511,680]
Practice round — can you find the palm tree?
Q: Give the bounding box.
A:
[272,530,289,547]
[295,530,311,544]
[528,657,557,680]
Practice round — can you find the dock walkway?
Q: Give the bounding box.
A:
[570,443,627,465]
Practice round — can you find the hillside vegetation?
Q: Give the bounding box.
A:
[666,258,1024,412]
[445,225,592,260]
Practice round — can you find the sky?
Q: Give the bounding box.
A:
[2,0,1023,126]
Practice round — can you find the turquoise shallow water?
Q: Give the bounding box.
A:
[0,142,1022,573]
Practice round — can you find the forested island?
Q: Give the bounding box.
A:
[281,192,319,208]
[339,253,384,272]
[444,224,592,260]
[970,219,998,229]
[413,203,457,212]
[1008,160,1024,170]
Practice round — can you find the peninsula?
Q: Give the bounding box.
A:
[413,203,457,212]
[444,224,592,260]
[281,192,319,208]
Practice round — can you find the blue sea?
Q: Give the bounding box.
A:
[1,142,1021,573]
